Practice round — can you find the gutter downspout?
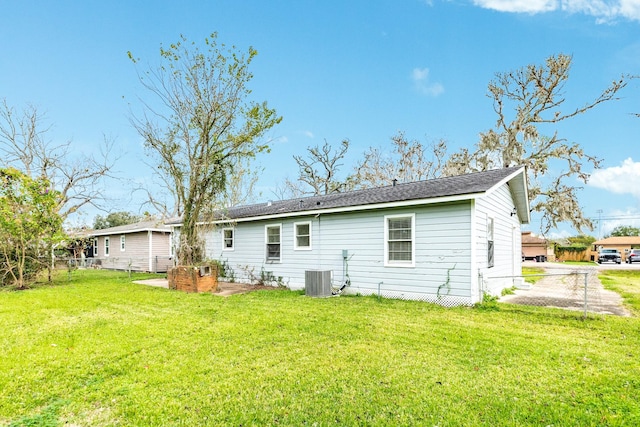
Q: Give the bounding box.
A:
[148,230,153,272]
[315,213,321,270]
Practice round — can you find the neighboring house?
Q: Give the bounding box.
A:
[521,231,552,262]
[173,167,530,305]
[592,236,640,262]
[89,220,173,273]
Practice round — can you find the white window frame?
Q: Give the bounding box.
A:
[294,221,312,251]
[384,213,415,267]
[120,235,126,252]
[487,216,495,268]
[104,237,110,257]
[222,228,234,251]
[265,224,282,263]
[93,238,98,256]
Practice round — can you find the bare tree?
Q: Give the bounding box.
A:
[0,99,117,221]
[445,53,627,233]
[286,139,354,196]
[129,33,281,265]
[353,131,447,188]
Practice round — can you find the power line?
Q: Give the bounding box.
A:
[587,215,640,221]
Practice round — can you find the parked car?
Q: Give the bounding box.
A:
[626,249,640,264]
[598,249,621,264]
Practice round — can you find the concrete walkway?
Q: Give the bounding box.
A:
[132,278,278,297]
[499,263,631,316]
[133,278,168,288]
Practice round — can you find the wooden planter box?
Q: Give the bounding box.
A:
[168,265,218,293]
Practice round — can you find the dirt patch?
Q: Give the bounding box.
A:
[214,281,281,297]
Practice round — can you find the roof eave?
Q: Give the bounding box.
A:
[171,191,486,227]
[89,227,171,237]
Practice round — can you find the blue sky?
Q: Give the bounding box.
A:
[1,0,639,238]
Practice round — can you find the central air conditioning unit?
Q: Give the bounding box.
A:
[305,270,332,297]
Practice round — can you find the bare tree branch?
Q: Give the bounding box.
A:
[353,132,448,188]
[0,99,119,222]
[444,53,628,233]
[288,139,353,196]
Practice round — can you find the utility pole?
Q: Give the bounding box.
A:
[597,209,603,239]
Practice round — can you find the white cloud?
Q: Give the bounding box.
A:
[471,0,640,22]
[303,130,314,138]
[412,67,444,97]
[588,158,640,198]
[472,0,558,13]
[618,0,640,21]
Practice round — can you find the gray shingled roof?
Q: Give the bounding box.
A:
[89,219,171,237]
[209,166,526,221]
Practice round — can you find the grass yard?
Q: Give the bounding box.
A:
[1,270,640,426]
[521,266,546,284]
[600,270,640,317]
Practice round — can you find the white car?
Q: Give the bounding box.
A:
[598,249,621,264]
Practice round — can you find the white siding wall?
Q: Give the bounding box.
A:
[150,232,172,272]
[91,231,172,272]
[204,202,475,305]
[474,183,523,298]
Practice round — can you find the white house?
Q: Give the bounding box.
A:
[176,167,529,305]
[89,219,173,273]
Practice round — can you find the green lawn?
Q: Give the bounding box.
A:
[521,266,545,284]
[1,269,639,426]
[600,270,640,317]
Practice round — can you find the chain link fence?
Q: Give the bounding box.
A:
[494,270,629,317]
[55,256,173,274]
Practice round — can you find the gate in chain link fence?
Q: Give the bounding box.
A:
[492,271,630,317]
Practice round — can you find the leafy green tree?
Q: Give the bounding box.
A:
[220,156,263,207]
[567,234,596,246]
[93,211,142,230]
[0,168,65,289]
[607,225,640,237]
[444,54,627,233]
[129,33,281,265]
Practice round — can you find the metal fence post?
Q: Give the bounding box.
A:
[583,272,588,319]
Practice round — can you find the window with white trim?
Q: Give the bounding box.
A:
[120,235,126,251]
[265,225,281,262]
[104,237,110,257]
[487,217,495,268]
[222,228,234,251]
[294,221,311,250]
[384,214,415,267]
[93,238,98,256]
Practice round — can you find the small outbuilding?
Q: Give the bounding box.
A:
[172,167,530,305]
[88,220,173,272]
